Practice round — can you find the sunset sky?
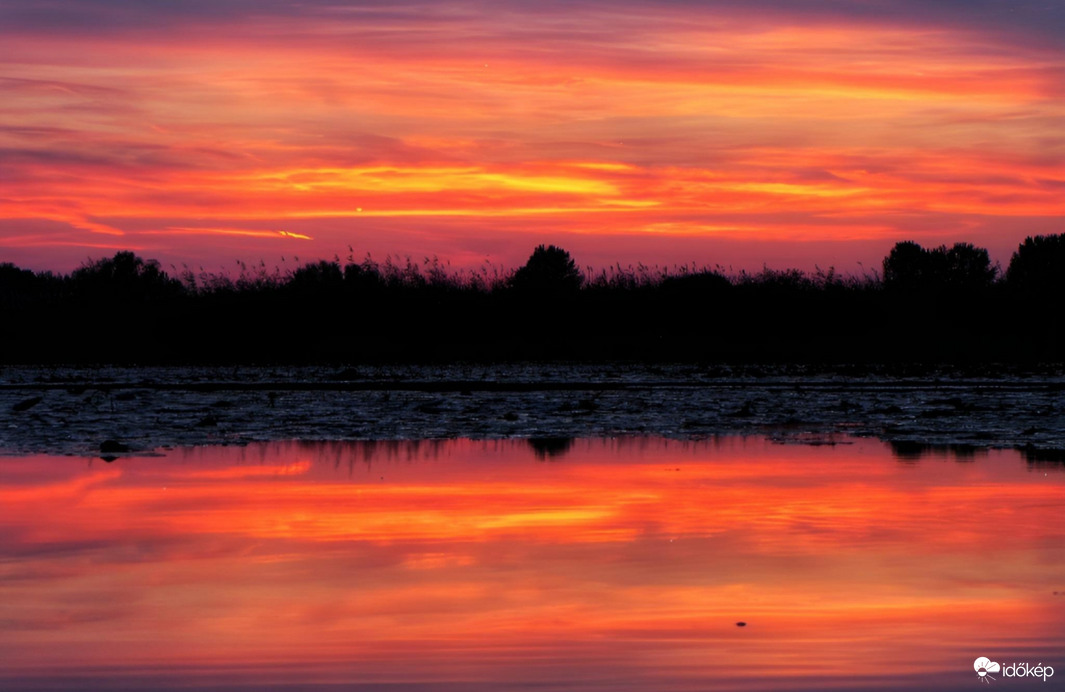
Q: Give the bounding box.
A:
[1,0,1063,274]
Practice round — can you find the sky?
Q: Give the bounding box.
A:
[1,0,1063,275]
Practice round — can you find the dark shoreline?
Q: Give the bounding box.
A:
[6,239,1065,364]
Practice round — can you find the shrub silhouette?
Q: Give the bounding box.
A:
[659,270,731,296]
[1006,233,1065,293]
[343,262,381,291]
[510,245,582,294]
[288,260,344,294]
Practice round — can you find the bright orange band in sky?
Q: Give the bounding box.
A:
[1,1,1062,271]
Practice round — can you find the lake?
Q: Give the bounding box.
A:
[1,437,1062,690]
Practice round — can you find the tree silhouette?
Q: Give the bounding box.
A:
[883,241,994,291]
[943,242,995,290]
[1006,233,1065,293]
[71,251,181,300]
[510,245,582,294]
[882,241,929,289]
[0,263,39,294]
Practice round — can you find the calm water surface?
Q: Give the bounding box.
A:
[1,437,1063,691]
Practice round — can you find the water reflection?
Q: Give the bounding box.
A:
[527,436,575,459]
[1,437,1063,691]
[890,440,986,461]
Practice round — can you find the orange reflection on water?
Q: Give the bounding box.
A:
[1,437,1063,691]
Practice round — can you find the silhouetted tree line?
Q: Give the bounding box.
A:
[1,237,1063,363]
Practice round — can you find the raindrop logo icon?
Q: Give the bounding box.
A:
[975,657,1001,684]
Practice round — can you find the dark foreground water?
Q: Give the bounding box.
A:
[1,437,1063,691]
[4,364,1065,455]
